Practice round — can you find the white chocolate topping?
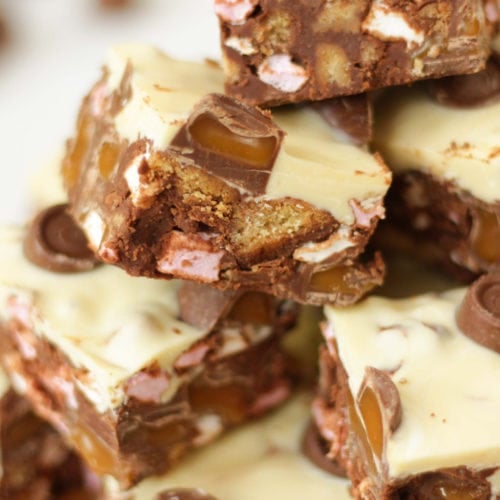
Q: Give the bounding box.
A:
[121,393,350,500]
[109,45,224,147]
[0,226,206,412]
[107,44,390,225]
[374,86,500,204]
[269,108,391,225]
[324,290,500,479]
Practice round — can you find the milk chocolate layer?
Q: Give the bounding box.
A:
[456,273,500,353]
[313,94,372,146]
[216,0,495,106]
[156,489,217,500]
[0,318,295,489]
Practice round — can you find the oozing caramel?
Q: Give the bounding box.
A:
[189,113,276,168]
[358,385,383,459]
[63,114,92,189]
[228,292,273,325]
[70,422,117,476]
[98,141,120,180]
[309,266,370,295]
[471,208,500,264]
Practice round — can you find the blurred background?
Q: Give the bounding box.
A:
[0,0,220,222]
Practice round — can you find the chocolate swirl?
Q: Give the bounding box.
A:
[456,273,500,354]
[426,58,500,108]
[156,489,217,500]
[23,204,99,273]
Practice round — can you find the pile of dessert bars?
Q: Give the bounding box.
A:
[0,1,499,498]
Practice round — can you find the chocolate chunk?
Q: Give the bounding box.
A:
[171,93,284,194]
[399,468,494,499]
[301,420,347,477]
[23,204,99,273]
[177,282,240,332]
[313,94,372,146]
[456,273,500,353]
[426,58,500,108]
[156,489,217,500]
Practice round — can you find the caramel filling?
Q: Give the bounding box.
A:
[62,114,92,189]
[471,208,500,264]
[228,292,273,325]
[189,382,249,425]
[346,390,377,476]
[98,141,120,180]
[358,385,383,459]
[309,266,371,295]
[189,113,276,168]
[70,423,117,476]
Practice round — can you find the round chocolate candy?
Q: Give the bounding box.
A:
[456,273,500,354]
[301,420,346,477]
[426,58,500,108]
[156,489,217,500]
[23,204,99,273]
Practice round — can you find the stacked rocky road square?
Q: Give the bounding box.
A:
[0,2,498,499]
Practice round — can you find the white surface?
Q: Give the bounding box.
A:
[0,0,220,223]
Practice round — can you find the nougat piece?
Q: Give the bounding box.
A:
[0,216,296,488]
[373,53,500,280]
[62,44,391,306]
[0,369,104,499]
[313,274,500,499]
[106,393,351,500]
[214,0,497,107]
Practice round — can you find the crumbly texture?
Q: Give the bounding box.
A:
[63,46,389,305]
[215,0,496,106]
